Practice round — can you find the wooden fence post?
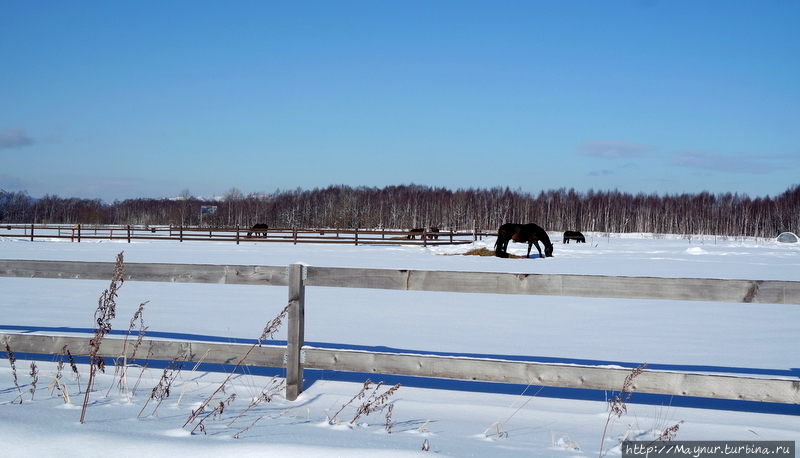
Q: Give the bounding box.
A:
[235,225,240,245]
[285,263,306,401]
[30,223,34,242]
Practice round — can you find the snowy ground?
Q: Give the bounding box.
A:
[1,233,799,457]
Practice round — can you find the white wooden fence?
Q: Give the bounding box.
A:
[1,259,799,405]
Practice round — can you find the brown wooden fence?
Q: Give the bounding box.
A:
[1,259,799,405]
[2,224,485,246]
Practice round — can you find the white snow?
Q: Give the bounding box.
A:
[1,233,799,457]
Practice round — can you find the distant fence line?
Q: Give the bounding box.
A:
[2,223,487,246]
[1,259,799,407]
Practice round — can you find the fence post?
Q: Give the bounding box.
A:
[235,226,240,245]
[354,227,359,246]
[127,225,131,243]
[30,223,34,242]
[285,263,306,401]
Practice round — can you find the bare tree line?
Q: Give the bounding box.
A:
[1,184,799,238]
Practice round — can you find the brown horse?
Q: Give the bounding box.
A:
[407,228,424,239]
[407,227,440,239]
[495,223,554,258]
[247,223,269,237]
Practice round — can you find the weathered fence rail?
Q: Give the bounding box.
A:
[2,224,485,246]
[1,259,799,406]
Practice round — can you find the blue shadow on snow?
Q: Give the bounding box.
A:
[2,325,798,416]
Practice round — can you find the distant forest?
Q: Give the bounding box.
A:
[1,184,799,238]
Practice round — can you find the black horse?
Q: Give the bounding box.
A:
[562,230,586,244]
[247,223,269,237]
[495,223,554,258]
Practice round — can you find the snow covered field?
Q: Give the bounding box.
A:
[1,233,799,457]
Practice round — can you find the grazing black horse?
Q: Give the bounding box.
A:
[495,223,554,258]
[562,230,586,244]
[247,223,269,237]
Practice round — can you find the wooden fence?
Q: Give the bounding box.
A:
[2,224,485,246]
[1,259,799,406]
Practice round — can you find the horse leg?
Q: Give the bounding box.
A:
[496,238,509,258]
[531,241,543,258]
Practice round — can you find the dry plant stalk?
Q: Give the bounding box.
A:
[384,403,395,433]
[4,343,23,404]
[351,382,400,424]
[183,303,290,431]
[329,379,372,424]
[47,346,73,403]
[552,433,581,451]
[80,251,125,424]
[137,353,186,418]
[29,362,39,401]
[482,383,543,439]
[653,420,684,442]
[328,379,401,425]
[61,345,82,392]
[130,344,155,397]
[48,355,66,399]
[47,369,71,404]
[233,415,265,439]
[192,394,237,435]
[226,376,286,427]
[599,363,647,458]
[109,300,149,399]
[176,349,212,406]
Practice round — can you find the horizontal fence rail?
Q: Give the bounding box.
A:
[2,224,486,246]
[2,260,799,305]
[1,259,799,406]
[1,333,797,405]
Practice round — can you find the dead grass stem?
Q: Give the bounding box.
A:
[80,251,125,423]
[599,364,647,458]
[4,343,23,404]
[183,303,291,431]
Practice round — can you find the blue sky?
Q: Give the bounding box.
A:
[1,1,798,202]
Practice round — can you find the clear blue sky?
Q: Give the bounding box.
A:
[2,0,798,202]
